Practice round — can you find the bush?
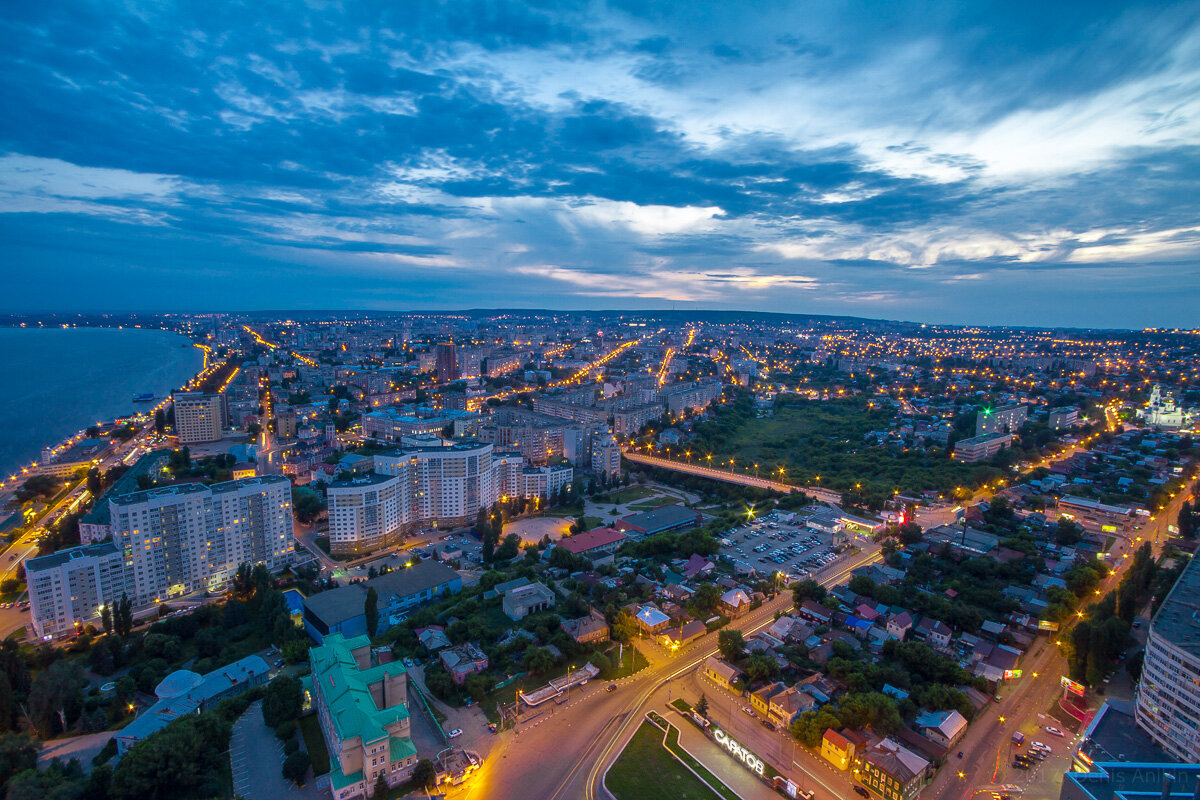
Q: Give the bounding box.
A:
[282,751,311,786]
[275,720,297,741]
[283,737,300,755]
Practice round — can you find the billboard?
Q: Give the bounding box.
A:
[1038,620,1060,632]
[1004,669,1023,679]
[1061,676,1085,697]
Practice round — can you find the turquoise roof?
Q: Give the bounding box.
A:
[310,633,409,747]
[389,736,417,762]
[329,765,363,791]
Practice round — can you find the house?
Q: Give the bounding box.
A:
[720,588,753,618]
[915,709,968,748]
[859,740,929,800]
[438,642,489,684]
[416,626,451,651]
[562,610,609,644]
[797,600,831,625]
[682,553,715,579]
[886,612,914,641]
[703,656,743,691]
[556,526,627,563]
[821,728,855,770]
[661,619,706,649]
[634,604,671,634]
[751,682,787,715]
[927,620,952,648]
[768,686,816,727]
[501,581,555,620]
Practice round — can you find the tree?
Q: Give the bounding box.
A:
[610,610,637,643]
[261,675,303,728]
[1179,501,1195,540]
[695,694,709,718]
[110,712,231,800]
[743,653,778,683]
[791,579,827,607]
[374,770,389,798]
[495,533,521,561]
[693,583,721,613]
[365,586,379,638]
[0,732,38,786]
[718,629,745,662]
[412,759,437,789]
[154,408,166,435]
[101,604,114,635]
[282,750,311,786]
[28,659,87,736]
[523,646,557,675]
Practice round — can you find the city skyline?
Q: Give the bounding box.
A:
[2,2,1199,327]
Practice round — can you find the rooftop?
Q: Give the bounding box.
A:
[25,540,121,573]
[557,526,627,554]
[1150,553,1200,659]
[310,633,410,746]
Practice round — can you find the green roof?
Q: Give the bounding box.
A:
[310,633,409,747]
[329,765,363,791]
[389,736,417,762]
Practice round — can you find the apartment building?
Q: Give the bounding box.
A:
[975,403,1028,436]
[612,402,664,437]
[659,379,722,416]
[310,634,419,799]
[362,408,480,442]
[478,407,566,465]
[172,391,224,443]
[26,541,133,639]
[1135,555,1200,761]
[591,435,623,478]
[328,474,407,556]
[953,432,1012,462]
[531,397,606,424]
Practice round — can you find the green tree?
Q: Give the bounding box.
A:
[610,610,637,643]
[0,732,38,786]
[1178,501,1195,540]
[110,712,232,800]
[261,675,303,728]
[365,586,379,638]
[791,579,827,607]
[717,629,745,662]
[154,408,166,435]
[523,646,557,675]
[28,659,87,736]
[412,759,437,789]
[374,770,389,798]
[695,694,709,718]
[692,583,721,614]
[282,750,311,786]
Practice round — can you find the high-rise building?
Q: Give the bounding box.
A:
[173,391,224,443]
[274,409,298,440]
[435,342,458,382]
[327,474,407,555]
[107,476,294,603]
[26,541,133,639]
[1135,555,1200,761]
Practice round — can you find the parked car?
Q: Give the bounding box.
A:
[854,787,871,798]
[606,684,617,693]
[1045,726,1065,737]
[448,729,462,739]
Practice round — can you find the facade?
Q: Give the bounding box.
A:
[659,379,722,415]
[1135,554,1200,762]
[821,728,854,770]
[703,656,743,691]
[562,610,610,644]
[328,474,406,555]
[435,343,458,382]
[104,477,294,605]
[1049,407,1080,430]
[590,435,623,478]
[26,541,132,639]
[556,526,627,561]
[173,391,224,443]
[953,432,1012,462]
[612,402,664,437]
[275,409,299,440]
[478,407,567,465]
[309,634,418,799]
[975,403,1028,436]
[858,741,928,800]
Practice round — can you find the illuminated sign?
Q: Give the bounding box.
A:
[713,729,765,776]
[1061,676,1085,696]
[1037,620,1060,632]
[1004,669,1023,679]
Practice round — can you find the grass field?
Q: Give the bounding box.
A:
[297,713,331,776]
[626,496,682,511]
[606,644,649,678]
[602,486,659,504]
[606,721,722,800]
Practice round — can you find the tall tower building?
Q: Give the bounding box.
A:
[173,391,224,443]
[435,343,458,383]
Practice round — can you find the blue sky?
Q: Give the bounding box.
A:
[1,1,1198,328]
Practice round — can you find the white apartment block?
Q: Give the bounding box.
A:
[975,403,1028,436]
[107,477,294,603]
[327,474,407,555]
[173,391,224,444]
[1135,556,1200,761]
[591,435,623,478]
[26,541,133,639]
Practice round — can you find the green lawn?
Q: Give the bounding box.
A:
[297,713,331,776]
[606,721,722,800]
[604,486,659,504]
[606,644,649,679]
[626,496,682,511]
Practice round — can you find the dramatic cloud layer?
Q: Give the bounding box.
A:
[1,1,1198,326]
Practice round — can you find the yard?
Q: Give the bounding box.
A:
[605,720,723,800]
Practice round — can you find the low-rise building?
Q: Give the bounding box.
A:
[501,581,555,620]
[703,656,743,691]
[303,560,463,642]
[438,643,489,684]
[915,709,968,748]
[562,610,609,644]
[858,740,929,800]
[556,526,627,563]
[953,432,1012,463]
[615,504,702,537]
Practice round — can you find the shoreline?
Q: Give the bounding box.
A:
[0,327,208,490]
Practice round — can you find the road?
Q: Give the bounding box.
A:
[621,452,843,505]
[441,546,881,800]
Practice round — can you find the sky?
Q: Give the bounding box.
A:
[1,1,1199,328]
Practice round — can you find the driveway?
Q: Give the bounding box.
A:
[38,731,114,773]
[230,700,325,800]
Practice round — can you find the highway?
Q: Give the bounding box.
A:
[441,546,882,800]
[621,451,844,505]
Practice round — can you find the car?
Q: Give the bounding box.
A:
[607,684,617,693]
[759,719,775,731]
[404,658,416,667]
[487,723,497,733]
[273,659,284,668]
[448,728,462,739]
[1031,742,1051,751]
[1045,726,1065,737]
[854,787,871,798]
[741,706,754,716]
[1010,761,1028,770]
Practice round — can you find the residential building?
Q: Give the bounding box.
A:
[953,432,1013,462]
[438,642,489,684]
[612,402,664,437]
[886,612,913,640]
[767,686,815,727]
[562,610,609,644]
[634,604,671,634]
[821,728,855,770]
[275,409,299,440]
[1049,407,1080,430]
[915,709,968,748]
[26,541,133,639]
[173,391,224,443]
[520,464,573,498]
[328,474,406,555]
[702,656,743,691]
[1135,554,1200,762]
[750,682,786,715]
[858,740,928,800]
[501,581,555,620]
[658,380,722,416]
[591,435,623,478]
[720,588,752,618]
[435,343,458,382]
[309,634,418,799]
[976,403,1028,436]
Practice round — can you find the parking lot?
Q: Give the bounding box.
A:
[718,510,862,581]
